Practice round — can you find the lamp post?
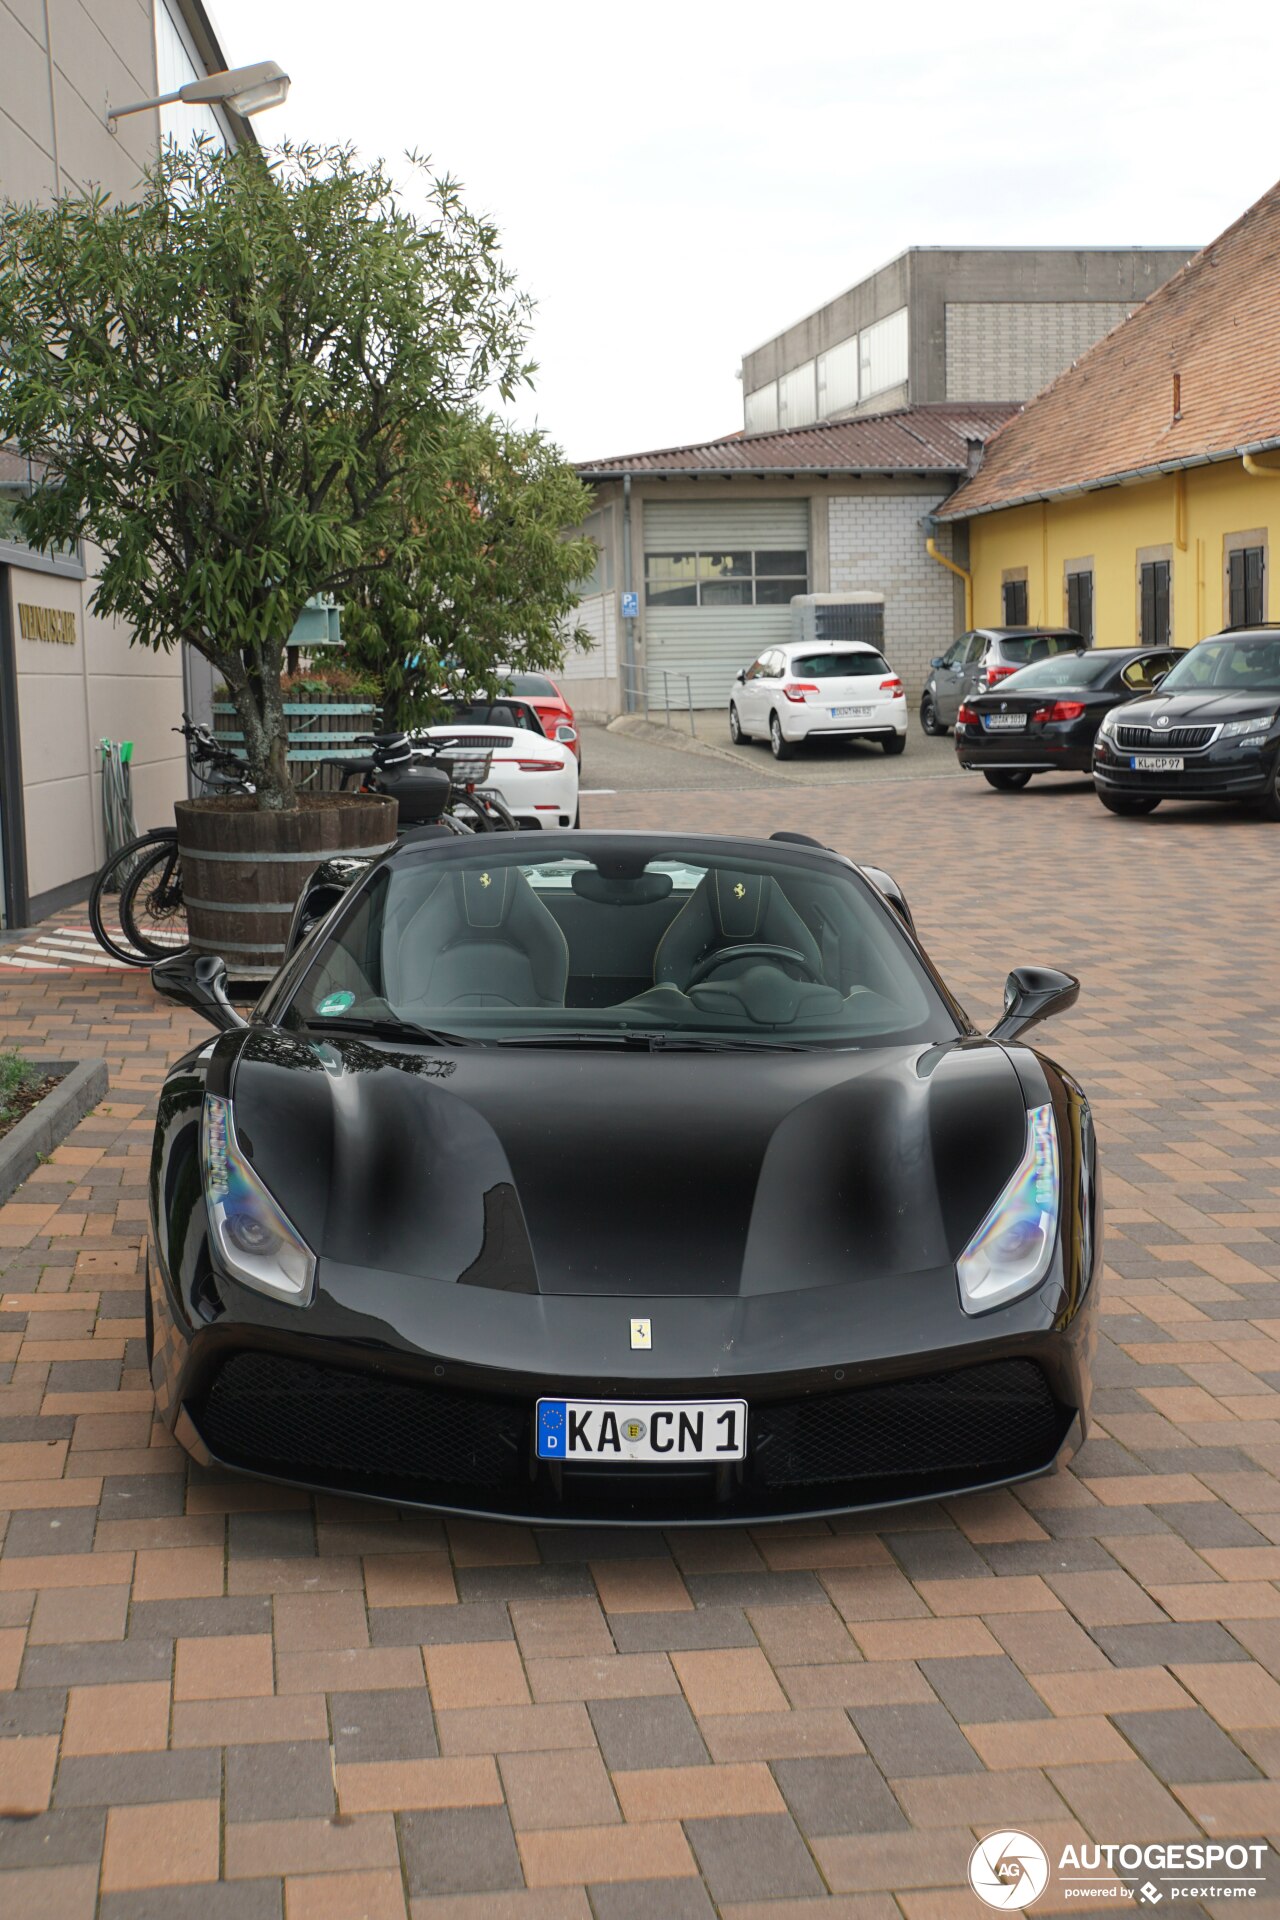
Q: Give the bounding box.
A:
[107,61,290,133]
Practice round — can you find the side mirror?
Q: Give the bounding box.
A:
[150,952,247,1031]
[930,656,944,670]
[989,966,1079,1044]
[735,669,747,684]
[555,724,578,744]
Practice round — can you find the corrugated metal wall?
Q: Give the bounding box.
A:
[641,501,810,707]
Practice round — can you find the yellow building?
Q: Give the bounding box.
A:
[936,179,1280,650]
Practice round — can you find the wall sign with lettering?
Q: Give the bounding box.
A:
[17,603,78,646]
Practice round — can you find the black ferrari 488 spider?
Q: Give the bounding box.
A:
[147,829,1099,1525]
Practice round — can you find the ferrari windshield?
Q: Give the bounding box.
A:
[1158,635,1280,695]
[286,838,957,1049]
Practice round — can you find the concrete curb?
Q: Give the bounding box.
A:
[606,712,792,778]
[0,1057,110,1206]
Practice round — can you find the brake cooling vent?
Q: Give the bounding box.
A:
[751,1359,1065,1489]
[199,1352,525,1490]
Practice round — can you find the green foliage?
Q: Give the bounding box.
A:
[0,140,589,807]
[339,414,596,728]
[0,1051,36,1125]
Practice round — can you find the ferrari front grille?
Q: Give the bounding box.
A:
[752,1359,1065,1489]
[198,1352,525,1490]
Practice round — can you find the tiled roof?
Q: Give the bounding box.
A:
[938,178,1280,520]
[576,403,1020,477]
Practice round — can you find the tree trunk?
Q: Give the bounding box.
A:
[225,657,298,811]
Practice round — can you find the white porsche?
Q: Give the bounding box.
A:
[415,699,581,829]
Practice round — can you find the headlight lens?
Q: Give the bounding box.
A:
[1222,712,1276,737]
[957,1103,1060,1315]
[201,1093,315,1303]
[1096,710,1118,735]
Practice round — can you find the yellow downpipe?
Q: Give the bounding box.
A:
[925,536,973,629]
[1041,502,1050,622]
[1174,471,1188,551]
[1243,451,1280,478]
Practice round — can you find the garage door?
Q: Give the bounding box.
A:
[642,501,810,707]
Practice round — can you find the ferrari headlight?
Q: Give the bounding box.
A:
[200,1093,315,1303]
[1222,712,1276,737]
[957,1103,1060,1315]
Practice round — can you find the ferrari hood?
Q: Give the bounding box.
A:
[227,1030,1031,1299]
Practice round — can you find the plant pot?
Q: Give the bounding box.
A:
[175,792,397,978]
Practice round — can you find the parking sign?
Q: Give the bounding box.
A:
[621,591,639,619]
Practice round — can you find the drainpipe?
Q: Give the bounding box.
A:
[925,532,973,629]
[621,474,637,713]
[1242,452,1280,479]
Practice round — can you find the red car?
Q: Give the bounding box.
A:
[505,672,580,763]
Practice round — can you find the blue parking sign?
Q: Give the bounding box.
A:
[621,591,639,619]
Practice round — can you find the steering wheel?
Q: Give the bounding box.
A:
[685,943,823,990]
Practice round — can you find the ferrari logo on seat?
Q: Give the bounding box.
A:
[733,883,746,899]
[479,873,492,887]
[630,1318,652,1350]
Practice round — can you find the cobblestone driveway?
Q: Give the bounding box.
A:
[1,773,1278,1919]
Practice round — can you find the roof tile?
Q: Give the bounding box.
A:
[577,404,1019,477]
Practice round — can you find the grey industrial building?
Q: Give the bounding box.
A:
[0,0,261,926]
[566,247,1195,719]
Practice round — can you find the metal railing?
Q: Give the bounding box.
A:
[620,665,696,735]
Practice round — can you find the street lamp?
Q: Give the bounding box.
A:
[107,61,290,133]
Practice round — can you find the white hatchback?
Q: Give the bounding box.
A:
[729,643,908,760]
[415,700,580,829]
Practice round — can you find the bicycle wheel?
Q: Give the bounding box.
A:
[88,830,179,965]
[119,840,190,960]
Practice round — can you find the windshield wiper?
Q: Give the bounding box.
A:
[304,1015,478,1048]
[494,1030,806,1052]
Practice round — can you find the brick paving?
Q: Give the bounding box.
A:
[1,771,1279,1917]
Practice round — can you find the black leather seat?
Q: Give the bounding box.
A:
[387,867,569,1009]
[654,870,822,991]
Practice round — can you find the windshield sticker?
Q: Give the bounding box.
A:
[317,990,356,1016]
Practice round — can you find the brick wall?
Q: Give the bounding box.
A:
[828,494,959,699]
[945,301,1134,403]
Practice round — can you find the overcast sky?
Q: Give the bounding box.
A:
[214,0,1279,463]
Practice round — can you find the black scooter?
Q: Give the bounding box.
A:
[340,733,516,834]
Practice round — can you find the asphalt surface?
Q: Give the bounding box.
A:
[578,714,962,795]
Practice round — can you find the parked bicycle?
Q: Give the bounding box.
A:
[88,723,518,965]
[88,718,253,965]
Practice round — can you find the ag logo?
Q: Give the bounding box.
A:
[968,1831,1050,1910]
[479,872,492,887]
[622,1417,647,1442]
[733,883,746,899]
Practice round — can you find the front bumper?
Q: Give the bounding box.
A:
[150,1238,1096,1526]
[1093,734,1278,800]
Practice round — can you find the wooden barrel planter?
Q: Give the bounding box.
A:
[175,793,398,978]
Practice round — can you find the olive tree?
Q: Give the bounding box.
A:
[0,140,593,808]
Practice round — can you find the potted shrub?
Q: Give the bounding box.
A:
[0,141,593,970]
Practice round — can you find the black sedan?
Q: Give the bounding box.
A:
[145,830,1100,1525]
[1093,627,1280,817]
[955,646,1181,790]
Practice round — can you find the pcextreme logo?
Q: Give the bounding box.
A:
[968,1831,1050,1910]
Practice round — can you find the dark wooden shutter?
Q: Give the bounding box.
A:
[1067,572,1094,644]
[1228,547,1264,626]
[1003,579,1028,624]
[1229,550,1246,627]
[1140,562,1171,645]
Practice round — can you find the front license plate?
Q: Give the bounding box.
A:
[536,1398,747,1463]
[984,713,1026,729]
[1131,754,1183,771]
[831,705,874,720]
